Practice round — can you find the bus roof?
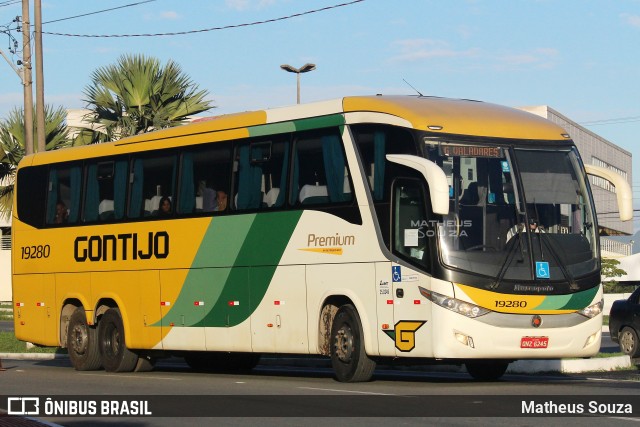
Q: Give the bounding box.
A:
[25,95,570,166]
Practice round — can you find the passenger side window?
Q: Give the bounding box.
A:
[291,131,352,206]
[352,125,417,201]
[177,142,232,214]
[128,154,177,218]
[46,164,82,225]
[83,160,128,222]
[233,137,290,211]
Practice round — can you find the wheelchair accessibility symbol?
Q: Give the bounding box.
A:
[536,261,550,279]
[392,266,402,282]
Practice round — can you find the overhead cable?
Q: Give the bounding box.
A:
[41,0,365,38]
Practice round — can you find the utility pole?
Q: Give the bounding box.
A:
[34,0,45,153]
[21,0,34,155]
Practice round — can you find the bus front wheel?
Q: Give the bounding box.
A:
[98,308,139,372]
[465,361,509,381]
[330,304,376,382]
[67,308,102,371]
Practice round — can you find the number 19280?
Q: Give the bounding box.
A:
[21,245,51,259]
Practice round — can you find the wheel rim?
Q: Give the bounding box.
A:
[71,323,88,356]
[334,324,354,363]
[104,323,121,358]
[620,330,635,354]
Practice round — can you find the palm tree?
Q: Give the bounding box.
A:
[0,105,71,220]
[82,54,213,142]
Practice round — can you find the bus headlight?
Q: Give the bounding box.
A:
[577,299,603,318]
[419,287,490,318]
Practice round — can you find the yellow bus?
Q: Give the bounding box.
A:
[12,95,632,381]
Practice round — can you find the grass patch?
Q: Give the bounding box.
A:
[593,351,624,358]
[0,331,65,354]
[0,313,13,321]
[603,315,609,326]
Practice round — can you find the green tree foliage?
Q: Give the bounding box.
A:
[0,105,71,220]
[601,257,628,293]
[81,54,213,142]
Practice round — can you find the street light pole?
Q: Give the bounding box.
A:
[280,63,316,104]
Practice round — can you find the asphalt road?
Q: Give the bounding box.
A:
[1,357,639,427]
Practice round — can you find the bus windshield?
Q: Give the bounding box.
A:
[425,141,598,285]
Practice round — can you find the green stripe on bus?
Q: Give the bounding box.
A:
[534,286,599,311]
[558,286,599,310]
[248,122,296,137]
[248,114,345,138]
[155,211,302,328]
[198,210,302,327]
[294,114,345,131]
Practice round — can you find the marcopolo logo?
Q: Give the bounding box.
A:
[74,231,169,262]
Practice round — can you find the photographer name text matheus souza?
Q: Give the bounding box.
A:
[522,400,632,415]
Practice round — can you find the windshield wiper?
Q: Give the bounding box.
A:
[489,207,526,290]
[531,201,576,287]
[536,226,578,289]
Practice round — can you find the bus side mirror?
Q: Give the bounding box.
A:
[386,154,449,215]
[584,164,633,221]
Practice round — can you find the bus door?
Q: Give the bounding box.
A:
[389,178,433,357]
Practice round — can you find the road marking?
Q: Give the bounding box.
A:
[79,373,181,381]
[586,377,640,383]
[611,417,640,423]
[298,387,397,396]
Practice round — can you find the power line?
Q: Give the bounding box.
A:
[43,0,157,25]
[0,1,20,8]
[41,0,366,38]
[580,116,640,126]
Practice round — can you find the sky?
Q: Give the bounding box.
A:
[0,0,639,229]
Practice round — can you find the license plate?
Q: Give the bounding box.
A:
[520,336,549,348]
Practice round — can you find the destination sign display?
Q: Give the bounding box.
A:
[439,143,504,158]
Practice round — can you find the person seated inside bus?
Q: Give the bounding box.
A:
[197,180,217,212]
[506,218,543,240]
[55,200,68,224]
[157,196,172,217]
[215,190,228,212]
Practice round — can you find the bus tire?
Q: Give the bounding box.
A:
[330,304,376,382]
[465,361,509,381]
[619,327,640,357]
[98,308,139,372]
[67,308,102,371]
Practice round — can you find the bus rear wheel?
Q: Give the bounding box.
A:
[330,304,376,382]
[98,308,139,372]
[465,361,509,381]
[67,308,102,371]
